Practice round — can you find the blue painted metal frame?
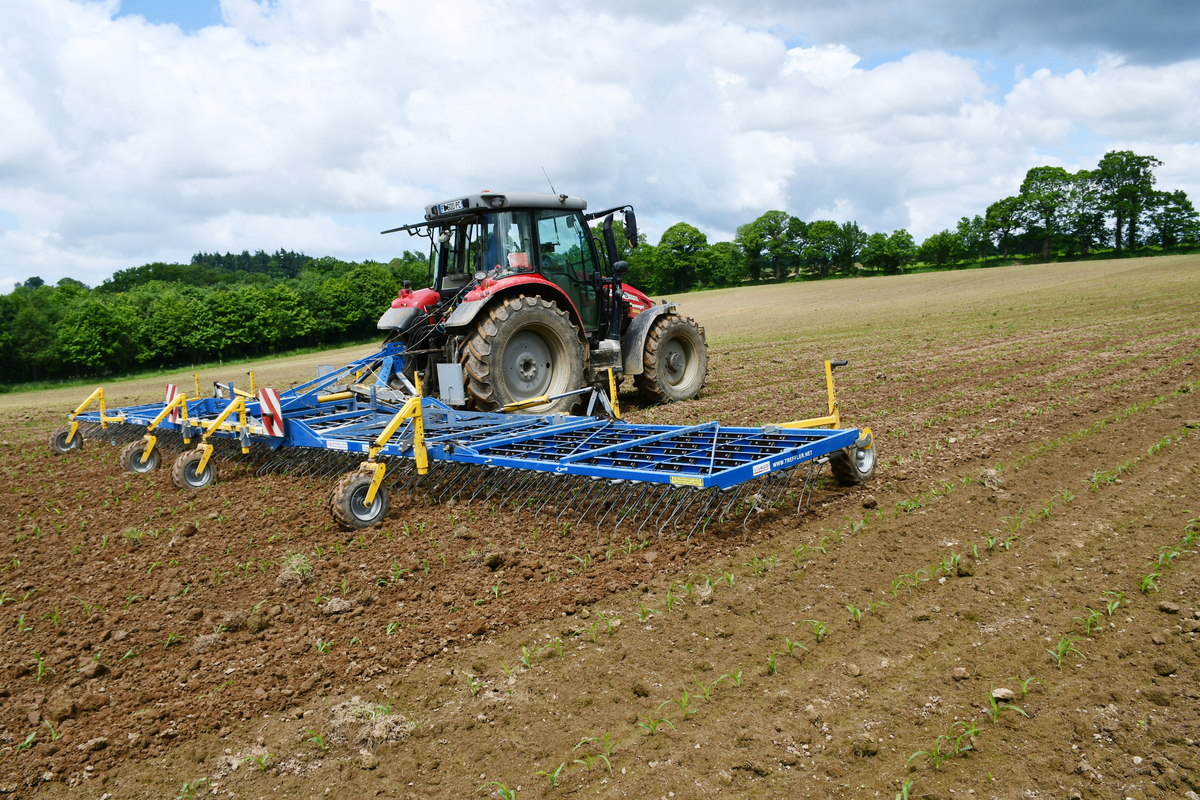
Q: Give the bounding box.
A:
[76,343,862,490]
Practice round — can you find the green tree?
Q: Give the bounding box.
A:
[1062,170,1106,256]
[1146,189,1199,248]
[654,223,710,293]
[735,211,805,281]
[985,197,1022,259]
[887,229,917,272]
[1094,150,1161,252]
[706,241,747,287]
[802,220,840,277]
[1019,166,1073,260]
[831,221,868,274]
[956,215,987,262]
[57,299,135,375]
[919,230,965,268]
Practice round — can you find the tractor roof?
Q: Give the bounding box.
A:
[423,191,586,221]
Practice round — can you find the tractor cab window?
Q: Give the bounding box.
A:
[536,210,599,330]
[480,212,534,279]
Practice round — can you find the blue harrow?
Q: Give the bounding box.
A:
[50,344,876,537]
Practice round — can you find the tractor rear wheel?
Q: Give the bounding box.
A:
[830,438,877,486]
[120,440,161,474]
[49,427,83,455]
[462,295,587,413]
[635,314,708,403]
[330,470,390,529]
[172,450,217,490]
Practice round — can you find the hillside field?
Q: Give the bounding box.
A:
[1,255,1199,799]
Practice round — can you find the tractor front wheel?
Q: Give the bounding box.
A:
[636,314,708,403]
[830,437,877,486]
[462,295,587,413]
[49,427,83,455]
[330,471,390,529]
[120,440,161,474]
[172,450,217,490]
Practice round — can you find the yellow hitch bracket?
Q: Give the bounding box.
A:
[201,396,246,442]
[237,395,249,454]
[141,435,157,464]
[196,443,215,474]
[608,368,621,420]
[366,395,428,474]
[66,420,80,445]
[777,360,843,430]
[247,370,256,395]
[363,461,388,506]
[502,395,551,412]
[194,373,202,398]
[857,427,873,449]
[147,392,188,431]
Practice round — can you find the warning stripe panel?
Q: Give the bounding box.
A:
[165,384,179,424]
[258,388,285,437]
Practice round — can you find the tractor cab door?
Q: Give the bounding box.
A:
[535,210,600,331]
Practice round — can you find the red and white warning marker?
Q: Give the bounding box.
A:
[164,384,180,424]
[258,388,285,438]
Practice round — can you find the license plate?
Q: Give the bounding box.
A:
[437,199,466,214]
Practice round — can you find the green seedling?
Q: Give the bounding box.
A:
[664,586,679,611]
[387,622,400,636]
[177,778,210,800]
[542,637,565,658]
[1103,590,1125,615]
[467,675,483,697]
[1047,636,1083,667]
[694,675,728,702]
[15,614,30,632]
[847,605,862,625]
[584,622,600,643]
[804,619,828,641]
[16,731,36,752]
[500,662,514,678]
[724,666,744,688]
[316,640,334,653]
[658,688,695,720]
[983,689,1028,723]
[781,637,807,657]
[519,646,534,668]
[574,751,613,774]
[677,582,695,604]
[637,715,675,735]
[867,600,888,614]
[163,632,185,649]
[479,781,516,800]
[42,607,60,627]
[719,570,735,587]
[895,776,917,800]
[1139,571,1159,594]
[536,763,565,789]
[766,651,779,675]
[304,728,328,752]
[1072,607,1103,635]
[1008,675,1044,698]
[120,648,138,661]
[43,718,62,741]
[636,603,658,623]
[244,751,271,772]
[951,720,980,753]
[597,611,617,635]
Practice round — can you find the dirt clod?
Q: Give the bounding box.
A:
[1153,658,1178,676]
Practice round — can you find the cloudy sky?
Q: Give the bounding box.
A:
[3,0,1199,291]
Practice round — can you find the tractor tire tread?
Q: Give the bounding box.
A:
[635,314,709,403]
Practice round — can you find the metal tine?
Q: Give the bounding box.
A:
[654,488,693,538]
[633,485,673,539]
[478,468,515,507]
[532,474,578,520]
[608,480,654,534]
[604,480,651,535]
[576,479,621,526]
[557,477,599,525]
[717,482,753,525]
[670,486,712,534]
[741,477,772,528]
[686,490,724,541]
[433,464,473,502]
[466,467,501,507]
[515,472,558,519]
[764,466,797,511]
[496,469,541,513]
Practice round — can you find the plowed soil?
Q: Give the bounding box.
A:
[2,255,1199,800]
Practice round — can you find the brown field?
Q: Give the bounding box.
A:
[1,255,1199,800]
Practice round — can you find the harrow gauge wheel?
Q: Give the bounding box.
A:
[830,436,877,486]
[172,450,217,490]
[636,314,708,403]
[120,440,160,474]
[50,427,83,455]
[331,471,390,530]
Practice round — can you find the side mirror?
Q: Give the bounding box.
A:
[623,209,638,249]
[613,260,629,276]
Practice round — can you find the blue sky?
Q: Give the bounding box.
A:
[2,0,1198,289]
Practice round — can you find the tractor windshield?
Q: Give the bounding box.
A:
[434,212,535,293]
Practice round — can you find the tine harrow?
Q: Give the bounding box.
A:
[52,344,877,537]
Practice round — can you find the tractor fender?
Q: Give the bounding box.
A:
[442,299,487,330]
[621,303,677,376]
[377,306,423,331]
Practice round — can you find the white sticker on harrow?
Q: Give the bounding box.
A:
[752,461,770,476]
[326,440,349,451]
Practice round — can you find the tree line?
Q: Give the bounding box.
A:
[619,150,1199,294]
[1,149,1195,387]
[0,251,428,386]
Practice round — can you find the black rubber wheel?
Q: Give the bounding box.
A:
[171,450,217,490]
[120,440,161,474]
[49,427,83,455]
[830,439,877,486]
[462,295,587,413]
[330,471,390,529]
[635,314,709,403]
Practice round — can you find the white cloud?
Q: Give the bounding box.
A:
[1,0,1199,290]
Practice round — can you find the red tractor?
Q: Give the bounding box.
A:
[378,191,708,412]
